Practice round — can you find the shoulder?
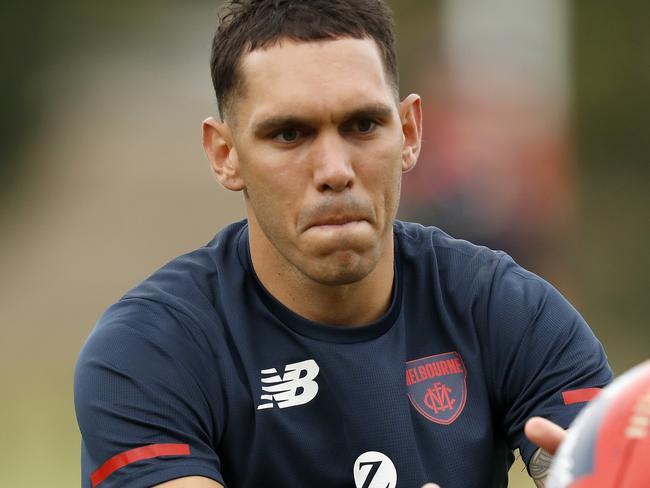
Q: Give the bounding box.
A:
[394,220,505,292]
[78,220,249,372]
[395,220,502,262]
[393,220,571,330]
[119,220,248,324]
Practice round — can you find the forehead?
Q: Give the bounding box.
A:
[233,38,397,126]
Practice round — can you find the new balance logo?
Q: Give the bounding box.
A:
[257,359,320,410]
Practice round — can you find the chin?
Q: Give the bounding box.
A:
[303,251,376,286]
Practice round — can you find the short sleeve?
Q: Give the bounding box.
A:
[74,298,225,488]
[485,255,612,466]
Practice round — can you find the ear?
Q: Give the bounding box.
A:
[399,94,422,173]
[202,117,245,191]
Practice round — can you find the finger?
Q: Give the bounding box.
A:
[524,416,567,455]
[421,484,440,488]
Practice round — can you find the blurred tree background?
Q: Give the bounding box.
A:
[0,1,647,486]
[1,1,170,207]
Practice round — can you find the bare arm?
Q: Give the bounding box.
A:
[525,417,568,487]
[154,476,224,488]
[528,448,554,487]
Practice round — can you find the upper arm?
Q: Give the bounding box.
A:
[75,299,225,487]
[484,256,612,465]
[154,476,224,488]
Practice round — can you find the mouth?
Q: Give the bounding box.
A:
[307,216,368,230]
[300,199,375,235]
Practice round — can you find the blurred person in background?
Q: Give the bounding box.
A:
[400,1,574,282]
[74,1,611,487]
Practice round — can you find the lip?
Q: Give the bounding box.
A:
[307,216,367,229]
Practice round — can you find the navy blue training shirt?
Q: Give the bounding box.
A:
[74,220,612,488]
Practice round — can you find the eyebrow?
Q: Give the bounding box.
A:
[252,103,395,136]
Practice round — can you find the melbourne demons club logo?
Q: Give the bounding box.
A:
[405,351,467,424]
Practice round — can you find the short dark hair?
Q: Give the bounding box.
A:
[210,0,398,120]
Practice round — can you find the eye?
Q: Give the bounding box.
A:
[355,119,376,133]
[273,128,300,143]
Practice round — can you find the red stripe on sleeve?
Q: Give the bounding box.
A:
[562,387,602,405]
[91,443,191,487]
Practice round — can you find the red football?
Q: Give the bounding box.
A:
[548,360,650,487]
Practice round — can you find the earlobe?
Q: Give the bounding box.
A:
[399,94,423,173]
[202,117,245,191]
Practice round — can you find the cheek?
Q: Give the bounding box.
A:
[240,157,302,232]
[359,142,403,203]
[384,168,403,220]
[240,144,306,191]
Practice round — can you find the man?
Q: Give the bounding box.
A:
[74,1,612,487]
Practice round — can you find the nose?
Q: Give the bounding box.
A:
[312,132,355,192]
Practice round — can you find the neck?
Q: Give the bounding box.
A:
[248,223,394,327]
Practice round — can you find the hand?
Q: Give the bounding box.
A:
[421,484,440,488]
[524,416,567,455]
[524,417,568,487]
